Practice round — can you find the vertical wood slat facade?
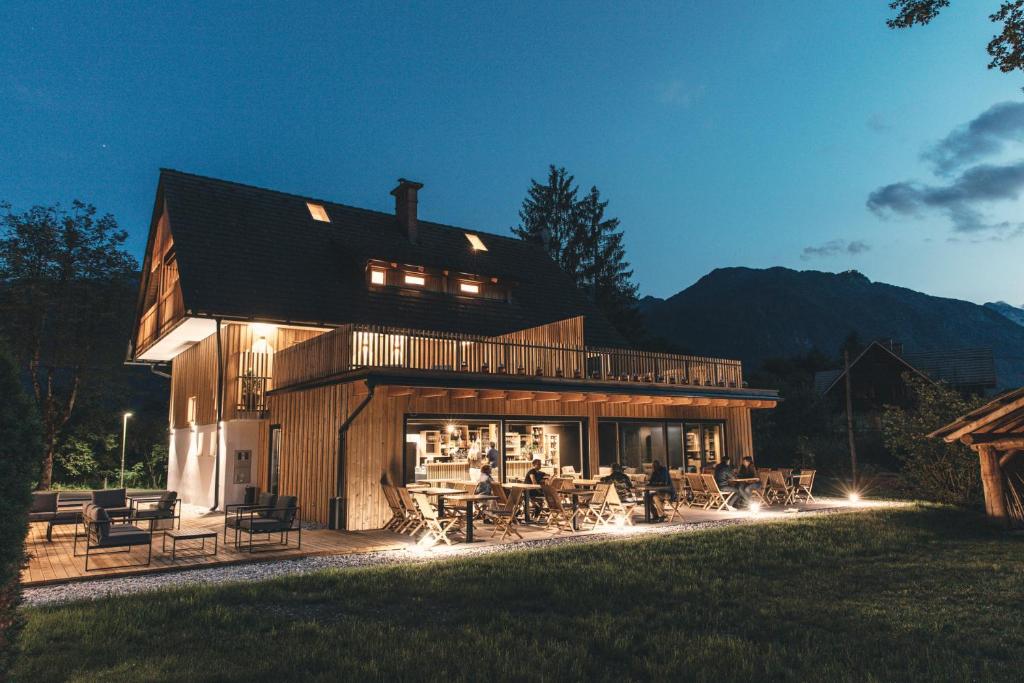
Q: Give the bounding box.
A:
[267,386,755,529]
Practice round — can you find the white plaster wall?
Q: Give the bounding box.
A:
[167,424,218,509]
[167,420,264,510]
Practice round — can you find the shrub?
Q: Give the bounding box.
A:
[881,375,985,506]
[0,341,41,677]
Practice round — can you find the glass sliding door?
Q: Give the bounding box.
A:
[666,423,684,470]
[702,423,723,467]
[505,420,584,479]
[619,422,666,474]
[684,424,702,471]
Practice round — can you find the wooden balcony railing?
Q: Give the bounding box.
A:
[274,324,743,391]
[136,285,185,353]
[236,351,272,413]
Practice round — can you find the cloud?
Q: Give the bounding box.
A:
[867,100,1024,238]
[923,101,1024,175]
[800,239,872,260]
[658,80,705,107]
[867,159,1024,235]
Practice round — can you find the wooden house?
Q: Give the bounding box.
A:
[129,170,778,530]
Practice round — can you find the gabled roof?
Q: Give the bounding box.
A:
[815,341,932,396]
[150,169,626,346]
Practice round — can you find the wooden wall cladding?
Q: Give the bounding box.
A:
[268,383,754,529]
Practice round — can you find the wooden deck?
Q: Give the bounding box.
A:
[22,512,413,587]
[22,498,867,587]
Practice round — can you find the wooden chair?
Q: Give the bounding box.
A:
[604,485,637,526]
[684,472,710,508]
[381,484,406,531]
[701,474,735,511]
[581,483,614,527]
[539,483,578,534]
[413,492,459,546]
[794,470,816,503]
[484,487,523,541]
[491,482,509,506]
[660,478,685,522]
[749,470,770,506]
[766,471,795,505]
[397,487,425,535]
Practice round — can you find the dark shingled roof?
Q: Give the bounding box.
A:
[155,169,626,347]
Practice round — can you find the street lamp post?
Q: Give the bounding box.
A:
[120,412,133,488]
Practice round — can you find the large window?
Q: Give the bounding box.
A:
[599,420,726,473]
[404,416,585,483]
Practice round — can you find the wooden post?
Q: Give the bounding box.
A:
[978,445,1010,528]
[844,349,858,489]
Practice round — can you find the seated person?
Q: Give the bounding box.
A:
[475,464,494,496]
[523,459,547,511]
[648,460,677,500]
[735,456,761,505]
[714,456,741,510]
[600,463,636,502]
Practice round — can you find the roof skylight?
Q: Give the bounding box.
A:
[306,202,330,222]
[465,233,487,251]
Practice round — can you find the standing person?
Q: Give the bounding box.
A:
[486,441,500,472]
[714,456,740,510]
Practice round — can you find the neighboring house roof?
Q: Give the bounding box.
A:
[903,348,997,390]
[815,341,932,396]
[815,342,998,396]
[153,169,626,347]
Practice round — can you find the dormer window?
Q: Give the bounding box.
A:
[370,268,386,285]
[459,282,480,295]
[306,202,330,222]
[404,273,426,286]
[465,233,487,251]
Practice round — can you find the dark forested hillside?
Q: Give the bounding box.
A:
[641,267,1024,388]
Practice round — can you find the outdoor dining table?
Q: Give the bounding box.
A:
[570,478,603,487]
[416,487,463,518]
[639,485,674,523]
[502,483,542,523]
[447,493,497,542]
[560,488,595,530]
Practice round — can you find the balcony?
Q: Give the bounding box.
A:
[273,324,743,392]
[136,284,185,354]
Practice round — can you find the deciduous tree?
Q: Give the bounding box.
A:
[0,201,138,489]
[888,1,1024,76]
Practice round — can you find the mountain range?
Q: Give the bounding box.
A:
[985,301,1024,328]
[638,267,1024,389]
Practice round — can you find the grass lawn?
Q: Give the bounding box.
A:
[15,505,1024,682]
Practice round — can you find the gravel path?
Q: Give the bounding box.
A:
[23,505,877,607]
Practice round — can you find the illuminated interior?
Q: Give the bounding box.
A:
[404,417,583,483]
[464,233,488,251]
[306,202,330,222]
[404,273,426,286]
[459,281,480,294]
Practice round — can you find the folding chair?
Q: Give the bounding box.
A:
[484,487,523,541]
[701,474,736,511]
[794,470,816,503]
[605,485,637,526]
[381,484,406,531]
[685,473,709,509]
[766,471,795,505]
[397,487,425,535]
[539,484,579,534]
[581,483,614,527]
[413,493,459,546]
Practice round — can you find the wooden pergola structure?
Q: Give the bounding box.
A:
[930,387,1024,528]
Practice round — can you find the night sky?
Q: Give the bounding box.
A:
[2,1,1022,305]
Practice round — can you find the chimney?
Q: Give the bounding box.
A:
[391,178,423,243]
